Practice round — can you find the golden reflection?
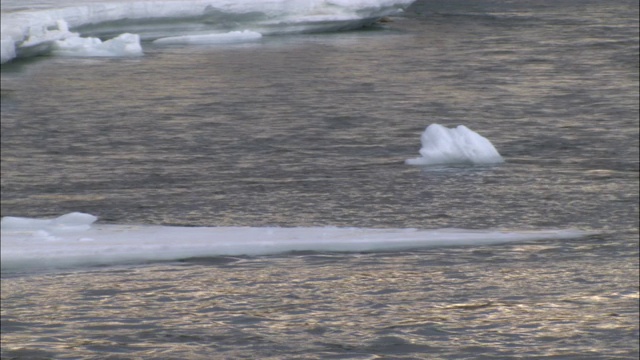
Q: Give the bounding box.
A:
[2,246,638,359]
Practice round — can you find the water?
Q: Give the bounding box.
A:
[1,0,639,358]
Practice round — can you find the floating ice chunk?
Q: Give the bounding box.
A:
[1,17,141,62]
[1,212,97,233]
[153,30,262,45]
[51,212,98,226]
[1,212,592,271]
[53,33,143,58]
[405,124,504,166]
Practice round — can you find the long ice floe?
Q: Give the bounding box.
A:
[153,30,262,45]
[405,124,505,166]
[1,212,590,271]
[0,0,415,63]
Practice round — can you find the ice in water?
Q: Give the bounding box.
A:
[405,124,504,166]
[0,0,415,63]
[1,213,590,271]
[152,31,262,45]
[1,212,97,232]
[53,32,143,58]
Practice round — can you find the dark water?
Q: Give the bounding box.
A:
[1,0,639,358]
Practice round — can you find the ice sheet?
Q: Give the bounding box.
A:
[1,213,590,271]
[1,0,415,63]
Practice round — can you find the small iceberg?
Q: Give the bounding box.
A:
[405,124,504,166]
[53,32,143,58]
[7,20,143,61]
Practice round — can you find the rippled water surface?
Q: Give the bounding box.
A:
[2,243,639,359]
[1,0,638,358]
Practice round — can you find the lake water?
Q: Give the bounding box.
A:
[1,0,638,359]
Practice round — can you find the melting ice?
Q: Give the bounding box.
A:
[152,30,262,45]
[1,212,590,271]
[0,0,415,63]
[405,124,505,166]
